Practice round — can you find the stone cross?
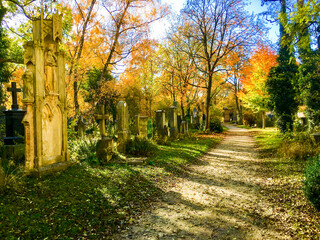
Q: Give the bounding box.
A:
[95,105,108,138]
[7,82,22,110]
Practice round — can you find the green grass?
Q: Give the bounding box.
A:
[0,136,221,239]
[253,127,282,157]
[252,128,320,238]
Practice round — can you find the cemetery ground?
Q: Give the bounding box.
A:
[1,126,320,239]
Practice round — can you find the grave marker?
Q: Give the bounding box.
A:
[22,13,69,174]
[117,101,130,153]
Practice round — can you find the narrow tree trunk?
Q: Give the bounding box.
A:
[74,80,79,115]
[180,97,185,120]
[262,111,266,129]
[205,74,213,130]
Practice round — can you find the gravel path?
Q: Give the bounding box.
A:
[110,126,288,240]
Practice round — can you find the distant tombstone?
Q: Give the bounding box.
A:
[4,82,26,145]
[77,116,86,138]
[117,101,130,153]
[169,105,178,138]
[95,105,113,162]
[95,105,108,138]
[147,119,153,139]
[22,13,69,174]
[139,116,148,139]
[155,110,166,138]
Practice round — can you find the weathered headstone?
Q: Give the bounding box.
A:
[139,116,148,139]
[169,105,178,138]
[155,110,166,138]
[77,116,86,138]
[22,13,69,174]
[117,101,130,153]
[147,118,153,139]
[133,115,140,136]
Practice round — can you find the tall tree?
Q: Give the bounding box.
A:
[181,0,258,129]
[65,0,97,116]
[285,0,320,131]
[0,2,11,104]
[265,0,299,132]
[240,44,277,128]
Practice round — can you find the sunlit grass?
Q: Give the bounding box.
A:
[0,135,221,239]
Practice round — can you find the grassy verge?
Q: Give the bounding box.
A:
[0,135,221,239]
[253,128,320,239]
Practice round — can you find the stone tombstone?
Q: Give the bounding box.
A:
[95,105,113,162]
[147,118,153,139]
[4,82,26,145]
[155,110,166,138]
[169,105,178,138]
[117,101,130,153]
[22,13,68,174]
[77,116,86,138]
[139,116,148,139]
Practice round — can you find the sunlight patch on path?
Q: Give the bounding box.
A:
[110,126,290,240]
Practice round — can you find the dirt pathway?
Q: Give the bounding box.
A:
[110,126,288,239]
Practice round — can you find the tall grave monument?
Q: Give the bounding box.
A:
[22,13,68,174]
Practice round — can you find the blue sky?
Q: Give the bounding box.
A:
[151,0,279,43]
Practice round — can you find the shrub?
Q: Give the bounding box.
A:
[278,132,317,161]
[209,118,223,133]
[243,112,256,127]
[69,136,99,165]
[125,137,157,157]
[304,155,320,210]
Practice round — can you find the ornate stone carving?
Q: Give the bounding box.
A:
[53,14,62,42]
[44,44,57,93]
[22,68,34,101]
[24,43,35,65]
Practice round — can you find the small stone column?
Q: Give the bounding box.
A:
[139,116,148,139]
[169,105,177,138]
[117,101,130,153]
[155,110,166,138]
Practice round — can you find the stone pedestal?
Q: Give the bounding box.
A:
[96,138,113,162]
[4,110,26,145]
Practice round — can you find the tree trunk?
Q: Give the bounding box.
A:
[73,80,79,115]
[262,111,266,129]
[205,74,213,130]
[180,97,185,120]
